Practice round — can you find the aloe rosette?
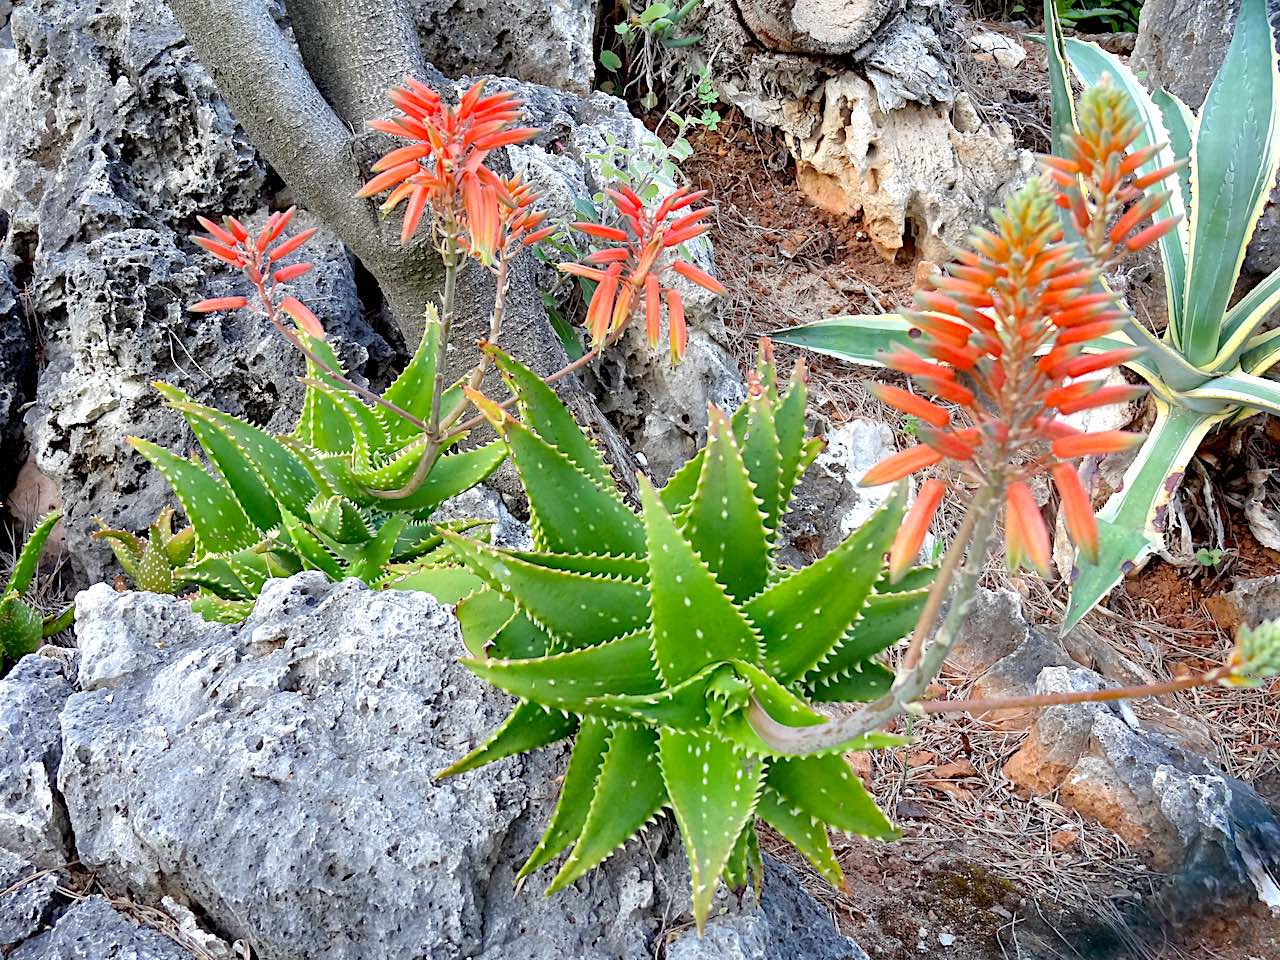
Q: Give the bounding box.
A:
[1,511,73,668]
[408,344,931,927]
[129,312,505,622]
[775,0,1280,630]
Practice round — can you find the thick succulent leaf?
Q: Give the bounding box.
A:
[381,307,441,448]
[681,408,770,601]
[756,785,843,889]
[5,511,60,599]
[547,723,666,893]
[133,541,177,594]
[746,485,905,682]
[731,661,826,726]
[1152,89,1195,227]
[309,496,374,544]
[292,333,356,453]
[808,661,895,703]
[1184,371,1280,417]
[345,516,405,582]
[516,717,611,879]
[722,820,762,892]
[279,510,344,580]
[1062,37,1190,341]
[351,435,435,492]
[657,448,705,516]
[587,664,725,729]
[0,598,43,662]
[1040,0,1076,155]
[437,700,577,778]
[766,754,897,839]
[1215,265,1280,370]
[640,477,763,685]
[445,535,650,644]
[811,583,929,683]
[455,588,516,656]
[127,439,259,553]
[489,412,644,556]
[177,550,267,600]
[503,551,648,580]
[370,440,507,515]
[461,630,660,712]
[489,612,554,660]
[189,593,255,624]
[1065,401,1232,631]
[773,368,811,519]
[771,315,913,368]
[736,389,784,534]
[1180,0,1280,367]
[491,349,614,490]
[1243,326,1280,374]
[659,729,764,929]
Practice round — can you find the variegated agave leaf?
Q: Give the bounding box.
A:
[128,312,505,621]
[441,346,928,929]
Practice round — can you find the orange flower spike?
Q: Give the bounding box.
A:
[918,425,976,461]
[279,296,325,339]
[1052,463,1100,562]
[587,265,622,344]
[881,349,956,381]
[867,383,951,428]
[1051,430,1146,459]
[190,296,249,313]
[861,444,945,487]
[1007,482,1051,575]
[671,260,727,295]
[889,478,946,583]
[665,288,687,362]
[644,274,662,348]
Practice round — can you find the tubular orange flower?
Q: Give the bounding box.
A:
[188,210,326,341]
[889,478,945,583]
[860,84,1179,574]
[1007,482,1051,575]
[1052,463,1099,562]
[558,186,722,362]
[358,78,540,256]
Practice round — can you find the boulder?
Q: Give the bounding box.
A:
[8,896,192,960]
[0,847,60,949]
[57,574,865,960]
[412,0,596,95]
[0,0,397,580]
[683,0,1032,261]
[0,655,73,870]
[1003,667,1280,912]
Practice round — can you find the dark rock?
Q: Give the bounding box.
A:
[8,896,190,960]
[0,259,35,497]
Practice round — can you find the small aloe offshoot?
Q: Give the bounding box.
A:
[426,343,933,928]
[1,512,73,669]
[93,507,195,595]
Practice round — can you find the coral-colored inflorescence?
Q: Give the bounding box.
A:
[189,208,324,338]
[561,186,725,362]
[357,78,542,254]
[865,82,1182,580]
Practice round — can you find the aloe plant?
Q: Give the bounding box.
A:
[93,508,196,595]
[775,0,1280,630]
[413,344,930,928]
[1,512,73,668]
[129,312,506,622]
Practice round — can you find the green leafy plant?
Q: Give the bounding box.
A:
[421,343,931,928]
[1,512,73,668]
[93,508,195,595]
[774,0,1280,631]
[1055,0,1141,32]
[603,0,705,109]
[1193,547,1226,567]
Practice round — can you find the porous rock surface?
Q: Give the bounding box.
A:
[685,0,1032,260]
[8,896,192,960]
[43,573,863,959]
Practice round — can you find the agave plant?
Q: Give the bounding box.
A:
[409,344,930,927]
[130,312,506,622]
[93,507,195,595]
[1,512,73,669]
[775,0,1280,630]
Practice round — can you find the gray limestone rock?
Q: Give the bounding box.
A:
[8,896,191,960]
[0,258,34,495]
[55,574,867,960]
[0,655,73,869]
[0,848,60,949]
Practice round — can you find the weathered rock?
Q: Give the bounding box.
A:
[778,419,896,565]
[687,0,1031,261]
[8,896,191,960]
[0,847,60,949]
[0,257,34,496]
[412,0,596,95]
[1004,666,1280,912]
[58,574,865,959]
[1220,574,1280,630]
[0,0,396,580]
[945,588,1030,678]
[1133,0,1280,275]
[0,655,73,869]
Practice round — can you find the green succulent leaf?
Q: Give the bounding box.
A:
[381,307,442,448]
[516,716,611,879]
[659,729,764,928]
[767,754,898,840]
[547,724,666,893]
[5,511,61,600]
[756,785,843,889]
[438,700,577,778]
